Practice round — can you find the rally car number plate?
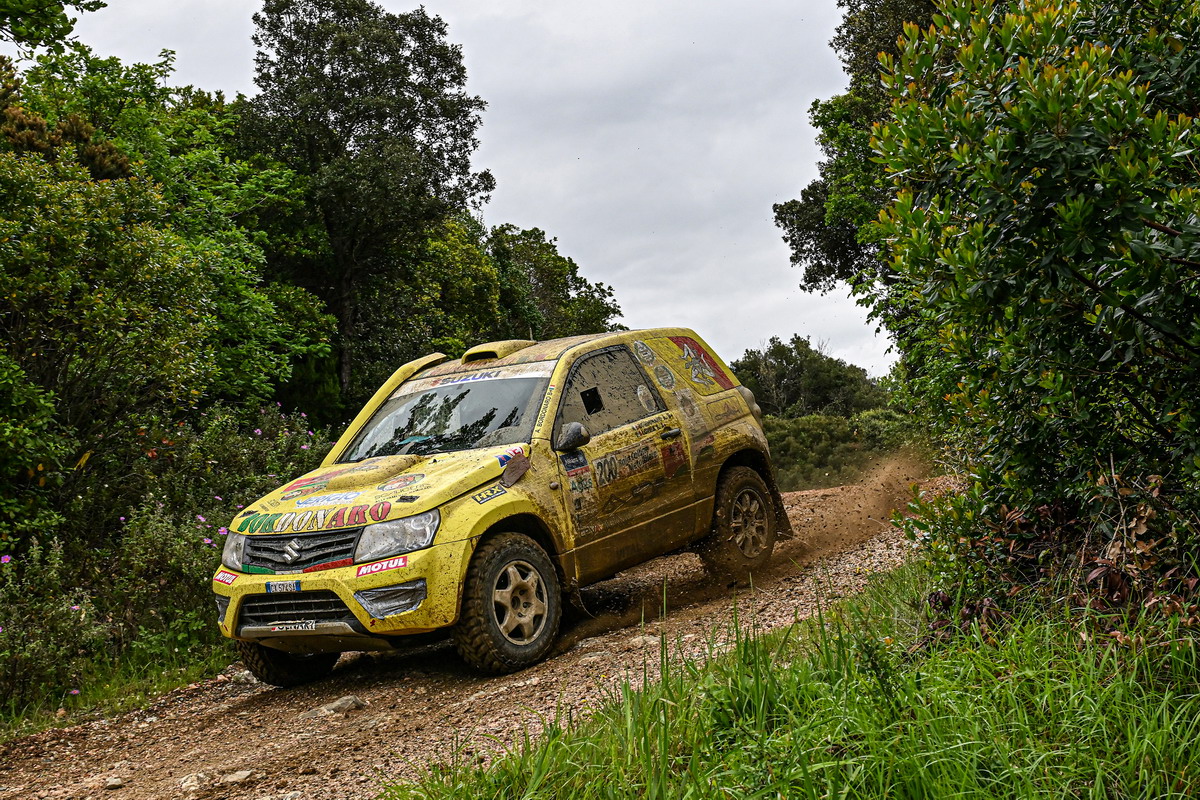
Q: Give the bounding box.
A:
[265,580,302,593]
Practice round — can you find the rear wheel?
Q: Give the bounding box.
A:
[453,533,562,673]
[235,640,339,687]
[698,466,777,583]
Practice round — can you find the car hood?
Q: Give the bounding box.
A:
[232,444,527,537]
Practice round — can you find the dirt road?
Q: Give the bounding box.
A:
[0,456,928,800]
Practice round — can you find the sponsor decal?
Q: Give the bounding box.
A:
[560,450,589,475]
[594,443,657,487]
[303,558,352,573]
[569,474,595,493]
[377,473,424,492]
[355,555,408,578]
[236,501,392,534]
[708,399,742,426]
[294,491,361,508]
[213,570,237,586]
[669,336,734,390]
[472,485,508,504]
[636,384,657,414]
[633,417,665,437]
[661,441,688,479]
[270,621,317,632]
[496,445,526,467]
[653,364,676,390]
[633,340,656,365]
[430,370,501,387]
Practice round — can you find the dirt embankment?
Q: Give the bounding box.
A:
[0,455,928,800]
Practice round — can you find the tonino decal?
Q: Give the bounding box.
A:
[294,491,361,508]
[430,370,501,386]
[496,445,526,466]
[235,501,393,534]
[213,570,237,585]
[355,556,409,577]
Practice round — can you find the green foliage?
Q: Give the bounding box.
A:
[867,0,1200,590]
[0,0,103,49]
[386,563,1200,799]
[773,0,935,291]
[0,539,107,712]
[764,409,918,490]
[0,354,67,550]
[731,334,887,417]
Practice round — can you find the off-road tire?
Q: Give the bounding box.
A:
[698,466,777,583]
[453,533,562,674]
[235,640,339,687]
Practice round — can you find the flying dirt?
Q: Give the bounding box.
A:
[0,455,931,800]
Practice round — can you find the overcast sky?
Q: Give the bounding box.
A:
[33,0,895,374]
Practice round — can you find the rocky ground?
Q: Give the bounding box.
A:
[0,455,934,800]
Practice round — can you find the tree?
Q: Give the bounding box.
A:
[0,0,103,49]
[868,0,1200,583]
[730,335,885,418]
[773,0,935,291]
[244,0,494,400]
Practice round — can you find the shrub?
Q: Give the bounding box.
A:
[765,409,921,491]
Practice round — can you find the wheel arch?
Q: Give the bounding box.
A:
[718,448,793,539]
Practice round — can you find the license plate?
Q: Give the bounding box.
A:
[265,580,301,593]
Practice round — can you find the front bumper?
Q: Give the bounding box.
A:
[212,535,474,652]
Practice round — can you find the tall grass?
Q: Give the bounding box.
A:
[385,565,1200,799]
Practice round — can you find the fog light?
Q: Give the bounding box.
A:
[215,594,231,623]
[354,580,427,618]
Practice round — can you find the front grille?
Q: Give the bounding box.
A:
[237,590,358,627]
[243,528,362,572]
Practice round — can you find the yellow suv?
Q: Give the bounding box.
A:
[213,328,789,685]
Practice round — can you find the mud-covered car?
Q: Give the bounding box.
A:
[213,328,790,685]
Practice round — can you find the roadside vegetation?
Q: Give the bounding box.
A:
[0,0,621,730]
[387,562,1200,799]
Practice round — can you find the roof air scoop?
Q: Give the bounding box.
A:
[461,340,537,363]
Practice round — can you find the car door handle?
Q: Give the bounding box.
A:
[660,427,682,440]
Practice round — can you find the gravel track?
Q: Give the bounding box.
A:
[0,455,928,800]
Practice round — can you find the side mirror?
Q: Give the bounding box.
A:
[554,422,591,452]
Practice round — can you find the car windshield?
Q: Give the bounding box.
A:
[340,366,551,462]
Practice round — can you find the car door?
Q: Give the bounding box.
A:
[553,345,697,584]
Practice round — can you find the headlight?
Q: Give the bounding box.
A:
[221,532,247,570]
[354,510,440,563]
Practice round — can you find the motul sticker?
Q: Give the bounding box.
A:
[355,556,408,577]
[213,570,237,585]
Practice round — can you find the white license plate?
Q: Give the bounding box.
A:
[265,580,301,593]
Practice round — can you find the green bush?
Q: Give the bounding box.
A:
[0,540,107,712]
[765,409,920,491]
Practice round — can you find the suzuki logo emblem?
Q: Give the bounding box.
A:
[282,539,303,564]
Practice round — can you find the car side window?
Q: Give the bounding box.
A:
[558,347,665,438]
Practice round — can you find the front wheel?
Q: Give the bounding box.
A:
[453,533,562,673]
[698,466,777,584]
[235,640,339,687]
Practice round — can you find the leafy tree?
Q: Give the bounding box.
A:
[244,0,494,400]
[730,335,886,418]
[868,0,1200,586]
[0,0,103,49]
[773,0,935,291]
[487,224,622,341]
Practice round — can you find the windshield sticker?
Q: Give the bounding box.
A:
[472,485,507,504]
[653,364,676,390]
[633,340,656,365]
[378,473,424,492]
[535,384,557,431]
[356,555,408,577]
[430,370,501,387]
[636,384,657,414]
[213,570,237,586]
[294,491,361,508]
